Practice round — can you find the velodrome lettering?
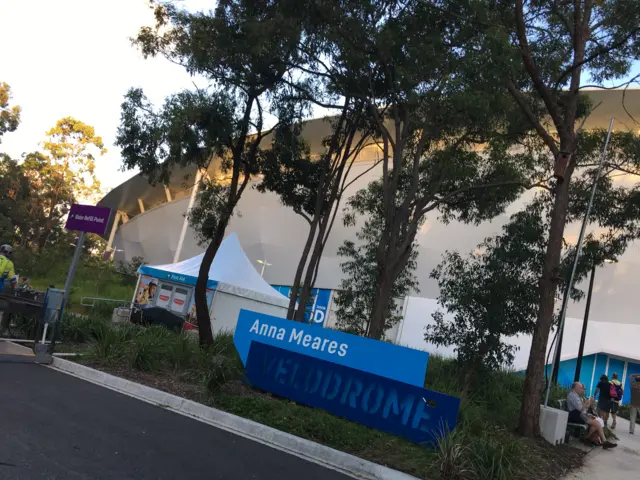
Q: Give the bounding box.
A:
[244,343,455,444]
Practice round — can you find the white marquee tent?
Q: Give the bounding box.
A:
[137,233,289,333]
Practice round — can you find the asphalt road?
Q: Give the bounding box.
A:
[0,363,353,480]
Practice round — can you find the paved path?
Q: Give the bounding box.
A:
[563,417,640,479]
[0,363,352,480]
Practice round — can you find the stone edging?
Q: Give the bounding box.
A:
[50,356,419,480]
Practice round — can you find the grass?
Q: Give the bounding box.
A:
[50,315,584,480]
[14,249,133,313]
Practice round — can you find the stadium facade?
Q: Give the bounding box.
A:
[99,89,640,327]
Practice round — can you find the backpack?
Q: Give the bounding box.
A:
[609,381,622,401]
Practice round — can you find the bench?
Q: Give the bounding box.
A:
[557,399,589,443]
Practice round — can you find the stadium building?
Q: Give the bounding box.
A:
[99,89,640,342]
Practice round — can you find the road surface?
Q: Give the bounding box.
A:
[0,363,353,480]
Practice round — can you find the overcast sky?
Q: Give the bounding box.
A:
[1,0,215,190]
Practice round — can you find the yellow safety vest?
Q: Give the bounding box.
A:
[0,254,15,280]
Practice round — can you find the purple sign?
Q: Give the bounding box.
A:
[65,204,111,235]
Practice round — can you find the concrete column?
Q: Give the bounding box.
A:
[173,169,203,263]
[137,198,145,213]
[106,211,122,251]
[164,185,173,202]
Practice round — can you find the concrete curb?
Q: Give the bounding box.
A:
[50,356,420,480]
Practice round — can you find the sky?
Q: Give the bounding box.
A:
[2,1,639,194]
[1,0,214,190]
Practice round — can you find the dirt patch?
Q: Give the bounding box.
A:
[82,361,208,404]
[522,438,586,480]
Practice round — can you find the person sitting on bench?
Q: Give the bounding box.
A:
[567,382,616,449]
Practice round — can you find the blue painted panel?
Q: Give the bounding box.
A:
[556,357,578,389]
[270,285,331,326]
[593,353,609,396]
[245,341,460,446]
[608,357,625,379]
[578,355,596,394]
[234,309,429,387]
[623,362,640,405]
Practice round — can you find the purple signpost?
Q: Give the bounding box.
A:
[45,205,112,352]
[65,204,111,236]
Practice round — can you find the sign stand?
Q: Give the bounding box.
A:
[40,204,111,356]
[48,231,86,352]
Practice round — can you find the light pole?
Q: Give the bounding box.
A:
[256,259,271,277]
[574,258,616,382]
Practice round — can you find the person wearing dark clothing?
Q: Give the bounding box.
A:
[594,374,611,427]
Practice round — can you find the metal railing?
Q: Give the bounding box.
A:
[80,297,130,308]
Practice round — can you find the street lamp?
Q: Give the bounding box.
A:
[256,259,272,277]
[573,258,617,382]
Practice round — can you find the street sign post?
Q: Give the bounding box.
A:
[43,204,112,354]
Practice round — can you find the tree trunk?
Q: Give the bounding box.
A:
[368,269,394,339]
[194,217,227,346]
[294,214,328,322]
[287,217,319,319]
[460,364,475,408]
[517,174,571,437]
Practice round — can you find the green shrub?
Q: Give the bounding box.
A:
[127,332,167,372]
[468,426,524,480]
[9,313,39,339]
[166,333,198,370]
[433,428,473,480]
[88,322,126,362]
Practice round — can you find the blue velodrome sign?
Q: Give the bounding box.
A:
[245,342,460,445]
[234,309,429,388]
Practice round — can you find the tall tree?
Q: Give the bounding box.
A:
[427,128,640,419]
[334,179,419,337]
[258,104,378,321]
[0,82,21,141]
[314,0,537,339]
[22,117,105,250]
[117,0,306,345]
[439,0,640,436]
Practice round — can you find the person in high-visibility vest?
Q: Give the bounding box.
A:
[0,244,17,293]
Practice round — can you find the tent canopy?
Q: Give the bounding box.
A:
[138,233,288,302]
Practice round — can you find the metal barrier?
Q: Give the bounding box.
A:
[80,297,130,308]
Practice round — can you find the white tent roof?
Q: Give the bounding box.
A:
[139,232,288,303]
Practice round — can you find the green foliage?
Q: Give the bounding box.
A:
[115,256,147,279]
[0,154,30,244]
[187,179,231,247]
[0,82,21,141]
[119,0,312,343]
[14,247,132,311]
[335,184,419,337]
[428,130,640,374]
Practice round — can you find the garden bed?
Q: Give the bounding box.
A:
[55,317,584,480]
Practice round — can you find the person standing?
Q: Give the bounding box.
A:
[594,374,611,427]
[629,373,640,435]
[0,244,16,293]
[609,372,624,429]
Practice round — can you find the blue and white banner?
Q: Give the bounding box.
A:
[234,309,429,387]
[270,285,331,327]
[245,342,459,445]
